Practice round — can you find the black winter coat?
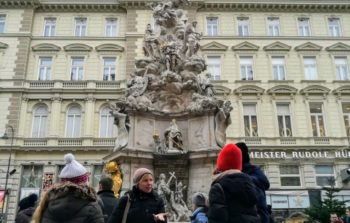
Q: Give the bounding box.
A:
[97,190,118,222]
[35,183,104,223]
[208,170,260,223]
[15,207,35,223]
[107,186,166,223]
[243,163,270,223]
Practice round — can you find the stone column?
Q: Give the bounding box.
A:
[17,96,28,137]
[84,95,95,137]
[49,96,62,137]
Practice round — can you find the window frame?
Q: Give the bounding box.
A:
[267,17,280,36]
[38,56,52,80]
[105,18,117,37]
[206,55,221,80]
[272,56,286,80]
[276,103,293,137]
[342,102,350,136]
[328,17,342,37]
[298,17,311,37]
[99,106,114,138]
[75,17,87,37]
[70,57,85,80]
[102,57,116,81]
[334,56,349,80]
[243,103,259,137]
[314,165,335,187]
[240,56,254,80]
[0,14,6,33]
[65,105,82,138]
[206,17,218,36]
[43,17,56,37]
[303,56,318,80]
[31,106,48,138]
[309,102,326,137]
[237,17,249,36]
[279,165,301,188]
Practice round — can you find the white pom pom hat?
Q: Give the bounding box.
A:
[59,153,89,184]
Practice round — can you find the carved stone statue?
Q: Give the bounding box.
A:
[184,21,201,58]
[109,102,129,151]
[164,119,183,152]
[199,72,216,97]
[215,100,233,147]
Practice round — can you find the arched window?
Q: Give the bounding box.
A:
[66,106,81,137]
[100,107,114,137]
[32,106,48,138]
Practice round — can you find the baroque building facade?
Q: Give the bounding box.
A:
[1,0,350,222]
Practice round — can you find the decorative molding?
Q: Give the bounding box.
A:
[325,42,350,52]
[0,42,8,49]
[32,43,61,52]
[333,85,350,96]
[213,85,231,95]
[63,43,93,52]
[267,85,298,95]
[232,41,259,51]
[95,44,124,52]
[300,85,330,95]
[263,41,291,52]
[295,42,322,52]
[234,85,265,95]
[200,41,228,51]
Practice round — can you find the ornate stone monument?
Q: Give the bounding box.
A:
[104,0,232,221]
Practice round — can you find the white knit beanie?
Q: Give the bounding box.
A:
[59,153,87,179]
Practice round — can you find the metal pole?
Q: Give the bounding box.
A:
[1,125,14,222]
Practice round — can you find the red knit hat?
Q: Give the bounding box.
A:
[216,144,242,172]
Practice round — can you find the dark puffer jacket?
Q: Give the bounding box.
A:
[97,190,118,222]
[15,207,36,223]
[107,186,166,223]
[208,170,260,223]
[32,182,104,223]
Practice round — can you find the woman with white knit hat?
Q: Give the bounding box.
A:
[108,167,167,223]
[32,153,104,223]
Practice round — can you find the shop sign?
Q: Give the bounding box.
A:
[250,149,350,159]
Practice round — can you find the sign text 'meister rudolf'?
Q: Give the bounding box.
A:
[249,150,350,159]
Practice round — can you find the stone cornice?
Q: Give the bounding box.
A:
[0,0,40,8]
[300,85,331,95]
[95,43,124,52]
[32,43,61,52]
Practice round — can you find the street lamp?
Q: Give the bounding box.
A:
[1,125,15,222]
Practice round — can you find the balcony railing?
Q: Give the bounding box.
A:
[25,80,124,90]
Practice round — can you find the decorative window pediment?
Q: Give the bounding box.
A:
[300,85,330,95]
[201,41,228,51]
[213,85,231,95]
[326,42,350,52]
[267,85,298,95]
[234,85,265,95]
[63,43,92,52]
[0,42,8,49]
[32,43,61,52]
[95,44,124,52]
[263,41,291,52]
[333,86,350,96]
[232,41,259,51]
[295,42,322,52]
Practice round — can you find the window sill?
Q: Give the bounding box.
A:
[300,80,326,83]
[235,80,262,83]
[268,80,294,83]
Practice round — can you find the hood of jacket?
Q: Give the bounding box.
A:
[45,182,97,219]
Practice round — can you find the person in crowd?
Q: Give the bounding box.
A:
[267,205,274,223]
[208,143,260,223]
[97,177,119,222]
[343,207,350,223]
[236,142,270,223]
[331,213,344,223]
[108,167,167,223]
[32,153,104,223]
[190,192,208,223]
[15,193,38,223]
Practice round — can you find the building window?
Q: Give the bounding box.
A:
[298,18,310,36]
[91,165,104,190]
[304,57,318,80]
[207,56,221,80]
[237,17,249,36]
[310,103,326,137]
[315,165,335,187]
[0,15,5,33]
[335,57,349,80]
[342,103,350,136]
[206,17,218,36]
[243,104,258,137]
[38,57,52,80]
[240,56,253,80]
[105,18,117,37]
[100,107,114,137]
[103,57,116,80]
[328,18,341,37]
[66,106,81,137]
[267,17,280,36]
[43,18,56,37]
[277,104,292,137]
[280,165,301,187]
[71,57,84,80]
[272,57,286,80]
[20,165,43,199]
[75,17,87,37]
[32,106,48,138]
